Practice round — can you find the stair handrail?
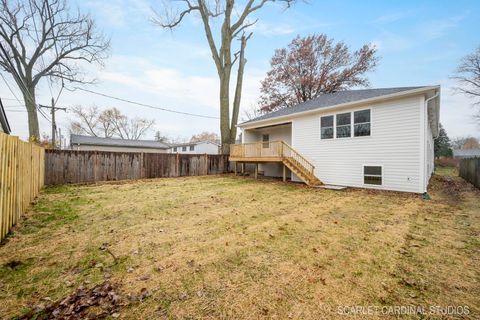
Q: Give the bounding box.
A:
[280,141,315,175]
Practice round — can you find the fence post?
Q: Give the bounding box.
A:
[205,153,208,175]
[176,153,180,177]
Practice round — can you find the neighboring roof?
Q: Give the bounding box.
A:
[0,99,11,134]
[453,149,480,158]
[170,140,220,147]
[70,134,171,149]
[240,86,437,127]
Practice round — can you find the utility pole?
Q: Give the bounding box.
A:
[40,98,66,148]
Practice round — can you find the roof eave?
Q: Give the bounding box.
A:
[238,86,440,130]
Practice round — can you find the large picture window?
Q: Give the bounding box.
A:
[364,166,382,185]
[336,112,351,138]
[354,109,371,137]
[320,115,334,139]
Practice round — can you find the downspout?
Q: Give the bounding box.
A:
[422,90,440,197]
[425,91,440,138]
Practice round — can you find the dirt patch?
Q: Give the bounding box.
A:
[19,281,126,319]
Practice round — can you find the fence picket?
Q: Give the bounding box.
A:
[44,150,230,185]
[0,132,45,241]
[459,158,480,189]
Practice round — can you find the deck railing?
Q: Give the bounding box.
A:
[230,140,315,175]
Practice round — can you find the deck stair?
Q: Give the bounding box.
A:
[230,141,322,187]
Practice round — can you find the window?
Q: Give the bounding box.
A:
[173,147,177,152]
[182,146,187,151]
[364,166,382,185]
[189,145,195,151]
[354,109,371,137]
[262,134,269,148]
[336,112,351,138]
[320,115,334,139]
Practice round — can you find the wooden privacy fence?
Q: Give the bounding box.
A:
[0,132,45,241]
[45,150,230,185]
[459,157,480,189]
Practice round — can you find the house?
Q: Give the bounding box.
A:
[170,141,220,154]
[231,86,440,194]
[70,134,171,153]
[0,99,11,134]
[453,149,480,159]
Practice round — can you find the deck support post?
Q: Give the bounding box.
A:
[255,163,258,179]
[241,163,245,176]
[283,164,286,182]
[234,162,237,176]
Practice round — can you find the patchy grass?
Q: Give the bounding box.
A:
[0,169,479,319]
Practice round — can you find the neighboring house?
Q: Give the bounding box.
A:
[170,141,220,154]
[70,134,170,153]
[0,99,11,134]
[231,86,441,193]
[453,149,480,159]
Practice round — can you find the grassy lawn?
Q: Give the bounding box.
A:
[1,168,479,319]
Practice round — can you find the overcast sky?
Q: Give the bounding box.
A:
[1,0,479,142]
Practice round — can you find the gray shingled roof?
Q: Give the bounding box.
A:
[70,134,171,149]
[241,87,428,125]
[453,149,480,158]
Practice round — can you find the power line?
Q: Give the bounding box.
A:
[73,87,220,120]
[0,42,51,123]
[1,72,51,123]
[0,72,22,105]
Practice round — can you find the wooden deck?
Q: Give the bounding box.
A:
[229,141,322,186]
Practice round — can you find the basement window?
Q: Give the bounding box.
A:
[336,112,351,138]
[320,115,334,139]
[364,166,382,185]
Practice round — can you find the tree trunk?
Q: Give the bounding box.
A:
[230,35,248,150]
[23,85,40,141]
[220,67,232,155]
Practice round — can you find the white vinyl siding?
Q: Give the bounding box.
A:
[291,96,424,193]
[170,142,220,154]
[243,124,292,178]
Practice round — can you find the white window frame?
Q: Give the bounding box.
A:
[182,146,187,151]
[335,112,352,139]
[320,114,335,140]
[189,145,195,151]
[319,107,372,141]
[353,109,371,137]
[262,134,270,148]
[363,164,383,186]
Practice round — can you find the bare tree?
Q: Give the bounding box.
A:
[70,106,155,140]
[452,46,480,124]
[153,0,295,153]
[453,46,480,101]
[451,136,480,149]
[0,0,110,140]
[259,34,378,112]
[190,131,219,143]
[241,104,263,121]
